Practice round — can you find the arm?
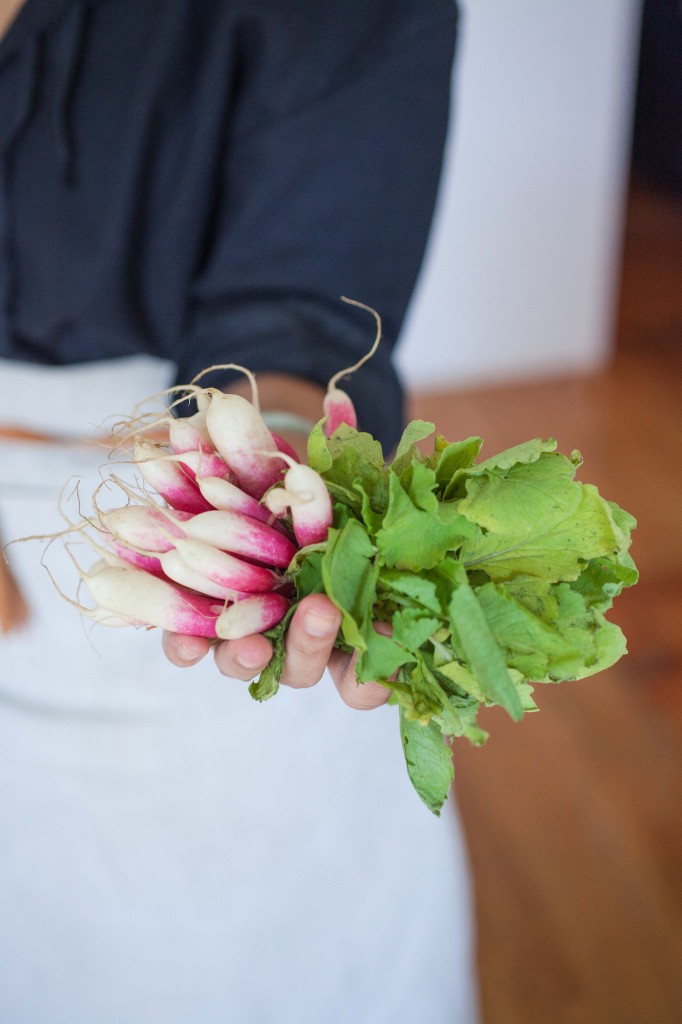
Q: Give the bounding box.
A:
[172,0,458,450]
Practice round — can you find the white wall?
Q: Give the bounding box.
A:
[397,0,643,390]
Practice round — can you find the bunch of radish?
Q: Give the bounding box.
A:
[24,297,638,815]
[64,386,342,639]
[55,299,376,643]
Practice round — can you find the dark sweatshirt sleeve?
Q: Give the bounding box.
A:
[177,0,458,450]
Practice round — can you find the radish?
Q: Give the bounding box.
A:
[106,538,164,574]
[158,549,244,602]
[271,433,300,462]
[88,606,138,628]
[215,593,290,640]
[85,565,222,637]
[172,537,278,593]
[175,448,234,484]
[37,356,341,642]
[205,391,286,499]
[169,410,213,455]
[322,387,357,437]
[263,458,332,547]
[134,438,213,514]
[98,506,189,553]
[323,297,382,438]
[180,509,296,568]
[196,475,274,524]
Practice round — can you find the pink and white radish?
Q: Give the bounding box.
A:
[178,509,296,568]
[134,438,213,514]
[271,433,300,462]
[106,537,164,574]
[263,457,332,547]
[98,505,190,553]
[323,297,381,438]
[323,385,357,437]
[42,346,377,642]
[158,549,244,602]
[169,410,213,455]
[175,448,234,484]
[205,391,286,499]
[85,565,222,637]
[196,475,274,524]
[215,592,290,640]
[172,536,279,593]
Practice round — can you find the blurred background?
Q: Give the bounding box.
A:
[401,1,682,1021]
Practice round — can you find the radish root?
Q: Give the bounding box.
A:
[329,297,382,388]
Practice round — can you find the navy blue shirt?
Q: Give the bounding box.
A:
[0,0,456,447]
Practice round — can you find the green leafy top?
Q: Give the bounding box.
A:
[266,425,637,815]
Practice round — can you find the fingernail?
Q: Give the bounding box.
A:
[178,641,202,663]
[304,612,338,638]
[235,653,265,671]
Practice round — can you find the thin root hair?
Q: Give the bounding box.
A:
[328,297,382,389]
[190,364,260,412]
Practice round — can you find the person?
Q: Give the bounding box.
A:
[0,2,479,1021]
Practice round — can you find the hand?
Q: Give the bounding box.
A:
[162,592,391,711]
[163,378,389,709]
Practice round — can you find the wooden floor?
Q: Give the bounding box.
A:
[409,182,682,1024]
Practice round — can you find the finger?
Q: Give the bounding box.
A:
[328,648,391,711]
[162,631,212,668]
[279,593,341,689]
[213,633,273,681]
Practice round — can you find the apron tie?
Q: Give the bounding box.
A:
[0,547,29,634]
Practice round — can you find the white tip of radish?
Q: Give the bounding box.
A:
[196,476,272,524]
[159,549,242,602]
[87,606,139,628]
[215,593,289,640]
[169,412,212,455]
[265,464,332,547]
[85,565,220,637]
[99,506,187,553]
[263,488,292,518]
[196,391,212,414]
[172,537,278,593]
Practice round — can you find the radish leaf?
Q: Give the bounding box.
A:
[448,579,524,721]
[399,709,454,817]
[321,519,378,651]
[376,474,475,571]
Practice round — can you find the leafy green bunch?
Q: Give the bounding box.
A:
[256,420,638,815]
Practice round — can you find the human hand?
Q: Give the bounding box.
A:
[162,592,391,711]
[163,375,390,708]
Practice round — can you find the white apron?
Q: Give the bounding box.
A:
[0,358,478,1024]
